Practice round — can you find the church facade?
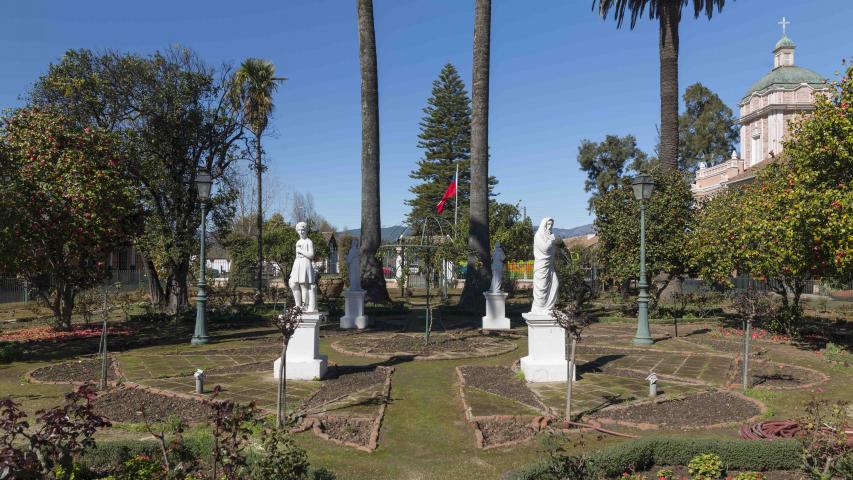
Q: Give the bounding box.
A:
[691,28,828,197]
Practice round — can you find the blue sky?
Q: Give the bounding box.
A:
[1,1,850,231]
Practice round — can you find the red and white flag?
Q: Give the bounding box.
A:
[436,176,457,214]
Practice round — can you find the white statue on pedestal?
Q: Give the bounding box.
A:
[288,222,318,312]
[394,248,404,284]
[489,243,505,293]
[345,240,362,291]
[531,217,559,315]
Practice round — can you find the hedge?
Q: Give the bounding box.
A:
[79,436,213,472]
[510,436,803,479]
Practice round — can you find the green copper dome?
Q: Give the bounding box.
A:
[742,66,825,100]
[774,35,796,50]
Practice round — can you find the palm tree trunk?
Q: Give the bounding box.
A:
[460,0,492,307]
[256,135,265,303]
[658,0,680,172]
[357,0,391,303]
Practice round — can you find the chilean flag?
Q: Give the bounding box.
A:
[436,176,457,214]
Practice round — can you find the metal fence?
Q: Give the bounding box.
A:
[0,269,150,304]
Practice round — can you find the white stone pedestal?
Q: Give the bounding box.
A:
[340,290,368,330]
[520,312,568,382]
[482,292,511,330]
[273,311,328,380]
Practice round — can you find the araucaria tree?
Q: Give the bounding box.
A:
[231,58,285,304]
[357,0,391,303]
[0,109,140,329]
[406,63,472,230]
[30,48,246,313]
[460,0,493,307]
[593,0,727,172]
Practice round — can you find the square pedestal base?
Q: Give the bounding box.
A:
[520,311,569,382]
[482,291,511,330]
[340,290,368,330]
[272,311,327,380]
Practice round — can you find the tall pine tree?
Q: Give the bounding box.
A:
[406,64,472,229]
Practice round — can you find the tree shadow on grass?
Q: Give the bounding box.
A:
[582,394,631,417]
[577,355,626,375]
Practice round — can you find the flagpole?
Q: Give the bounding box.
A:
[454,162,459,229]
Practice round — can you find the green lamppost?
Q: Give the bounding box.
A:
[191,170,213,345]
[631,173,655,346]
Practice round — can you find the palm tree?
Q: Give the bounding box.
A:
[357,0,391,303]
[460,0,492,307]
[231,58,285,302]
[593,0,727,172]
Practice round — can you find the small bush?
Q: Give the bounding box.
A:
[688,453,724,480]
[731,472,765,480]
[0,340,25,363]
[655,467,675,480]
[252,428,310,479]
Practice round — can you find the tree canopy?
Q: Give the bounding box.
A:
[577,134,647,210]
[678,82,738,172]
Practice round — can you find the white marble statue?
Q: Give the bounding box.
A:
[489,243,505,293]
[345,240,362,292]
[288,222,318,312]
[531,217,559,315]
[394,248,404,282]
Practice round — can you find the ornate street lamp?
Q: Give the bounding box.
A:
[191,169,213,345]
[631,173,655,346]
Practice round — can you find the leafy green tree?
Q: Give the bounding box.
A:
[690,63,853,333]
[231,58,285,302]
[0,109,141,329]
[407,64,472,226]
[30,48,246,313]
[577,134,647,210]
[678,82,738,172]
[594,169,694,304]
[593,0,728,172]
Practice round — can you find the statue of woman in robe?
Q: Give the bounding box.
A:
[489,243,506,293]
[345,240,362,292]
[531,217,559,315]
[288,222,318,312]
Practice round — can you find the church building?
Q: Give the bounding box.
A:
[691,21,829,197]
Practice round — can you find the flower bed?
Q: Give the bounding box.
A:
[0,324,132,342]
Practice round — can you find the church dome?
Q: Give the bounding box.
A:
[743,65,825,100]
[774,35,796,50]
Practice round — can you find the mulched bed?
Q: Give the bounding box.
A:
[302,366,387,411]
[317,416,373,447]
[458,366,543,411]
[29,357,117,383]
[595,391,760,429]
[92,387,212,424]
[363,334,503,355]
[474,417,537,447]
[0,325,131,342]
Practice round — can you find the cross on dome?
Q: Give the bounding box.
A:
[778,17,790,35]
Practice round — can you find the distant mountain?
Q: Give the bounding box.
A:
[552,223,595,238]
[337,223,595,243]
[337,225,412,243]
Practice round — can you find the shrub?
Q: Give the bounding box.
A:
[117,454,163,479]
[688,453,724,480]
[252,428,310,480]
[0,340,25,363]
[731,472,765,480]
[656,467,675,480]
[620,472,647,480]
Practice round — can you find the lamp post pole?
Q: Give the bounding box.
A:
[634,199,653,345]
[192,204,210,345]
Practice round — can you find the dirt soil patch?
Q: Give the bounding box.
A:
[92,387,212,424]
[459,366,543,411]
[735,360,821,388]
[364,334,503,355]
[302,366,388,411]
[474,417,537,447]
[595,391,760,429]
[317,416,373,447]
[30,357,117,384]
